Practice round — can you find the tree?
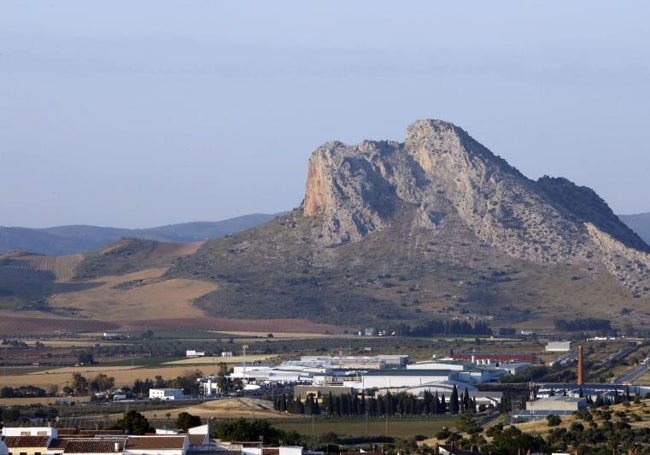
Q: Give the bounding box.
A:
[71,373,89,395]
[2,406,21,423]
[0,387,14,398]
[462,387,471,413]
[450,385,460,414]
[488,425,547,455]
[112,410,152,435]
[216,363,231,395]
[499,389,512,413]
[89,373,115,393]
[216,418,283,445]
[176,412,202,432]
[77,350,95,365]
[547,414,562,427]
[154,375,165,388]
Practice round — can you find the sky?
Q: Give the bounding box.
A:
[2,1,650,228]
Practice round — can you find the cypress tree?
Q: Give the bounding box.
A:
[463,387,471,412]
[450,385,460,414]
[434,391,441,414]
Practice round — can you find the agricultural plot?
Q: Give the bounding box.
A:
[272,416,455,439]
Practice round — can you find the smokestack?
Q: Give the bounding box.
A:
[577,345,584,385]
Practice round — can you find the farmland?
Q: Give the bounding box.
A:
[272,416,455,439]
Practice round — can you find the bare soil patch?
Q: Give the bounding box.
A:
[142,397,288,420]
[48,268,217,321]
[112,317,348,334]
[0,314,118,335]
[210,331,347,339]
[0,313,347,336]
[18,254,85,282]
[151,241,204,259]
[1,364,218,391]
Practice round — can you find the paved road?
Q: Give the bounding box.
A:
[614,362,649,384]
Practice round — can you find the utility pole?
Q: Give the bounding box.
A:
[242,344,249,381]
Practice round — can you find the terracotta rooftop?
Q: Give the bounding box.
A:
[125,436,187,450]
[2,436,50,448]
[79,430,126,436]
[48,438,71,450]
[62,438,127,454]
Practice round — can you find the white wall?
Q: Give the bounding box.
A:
[149,388,184,400]
[1,427,57,437]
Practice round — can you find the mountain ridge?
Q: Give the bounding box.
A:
[2,119,649,333]
[165,119,650,328]
[0,214,276,255]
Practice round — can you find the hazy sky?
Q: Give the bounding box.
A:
[2,1,650,228]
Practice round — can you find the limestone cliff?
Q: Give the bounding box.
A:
[302,119,650,295]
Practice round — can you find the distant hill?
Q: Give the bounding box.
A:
[0,214,276,255]
[619,213,650,246]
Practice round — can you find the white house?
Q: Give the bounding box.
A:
[1,426,56,455]
[186,350,205,358]
[1,427,57,437]
[242,447,304,455]
[149,388,185,400]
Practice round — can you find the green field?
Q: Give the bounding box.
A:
[272,416,455,439]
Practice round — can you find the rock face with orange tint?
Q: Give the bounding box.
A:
[301,119,650,294]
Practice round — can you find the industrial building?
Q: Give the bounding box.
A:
[545,341,572,352]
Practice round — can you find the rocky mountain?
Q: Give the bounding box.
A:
[619,212,650,246]
[167,119,650,330]
[0,214,275,255]
[2,119,648,334]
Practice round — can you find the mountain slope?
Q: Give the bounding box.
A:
[167,119,650,329]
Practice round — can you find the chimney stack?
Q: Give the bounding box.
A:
[577,345,584,385]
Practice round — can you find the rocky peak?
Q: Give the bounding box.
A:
[301,118,650,294]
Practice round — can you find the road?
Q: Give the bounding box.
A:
[614,361,649,384]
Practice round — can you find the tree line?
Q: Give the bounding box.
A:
[391,319,493,337]
[273,386,481,416]
[1,385,48,398]
[554,318,612,332]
